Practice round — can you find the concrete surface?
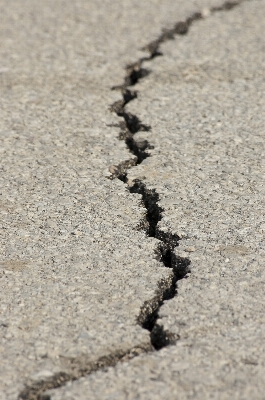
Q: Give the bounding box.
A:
[46,0,265,399]
[0,0,264,399]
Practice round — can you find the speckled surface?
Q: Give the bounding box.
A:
[47,1,265,399]
[1,0,264,399]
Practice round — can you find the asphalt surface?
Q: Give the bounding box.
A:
[0,0,264,399]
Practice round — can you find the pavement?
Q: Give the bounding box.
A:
[0,0,264,399]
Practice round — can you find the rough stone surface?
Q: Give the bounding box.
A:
[0,0,225,398]
[46,1,265,399]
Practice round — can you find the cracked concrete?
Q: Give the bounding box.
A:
[1,0,264,399]
[1,0,214,398]
[45,0,265,399]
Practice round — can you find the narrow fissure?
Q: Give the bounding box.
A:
[108,0,242,351]
[128,180,190,350]
[19,1,244,399]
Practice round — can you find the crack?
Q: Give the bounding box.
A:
[129,180,190,350]
[106,0,244,372]
[109,1,242,182]
[19,345,152,400]
[109,89,152,177]
[111,1,239,92]
[19,1,245,398]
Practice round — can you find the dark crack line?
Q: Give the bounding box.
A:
[108,0,242,351]
[19,346,152,400]
[129,180,190,350]
[108,1,241,182]
[19,1,245,399]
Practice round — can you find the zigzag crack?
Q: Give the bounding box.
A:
[109,1,241,182]
[107,0,242,364]
[129,180,190,349]
[19,1,244,398]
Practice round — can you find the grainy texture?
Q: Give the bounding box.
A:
[0,0,225,398]
[1,1,233,398]
[47,0,265,399]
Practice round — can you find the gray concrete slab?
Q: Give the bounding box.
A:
[46,0,265,399]
[1,1,228,398]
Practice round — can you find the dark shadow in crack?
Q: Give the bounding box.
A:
[129,181,191,349]
[19,346,152,400]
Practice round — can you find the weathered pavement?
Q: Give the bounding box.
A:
[0,0,264,399]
